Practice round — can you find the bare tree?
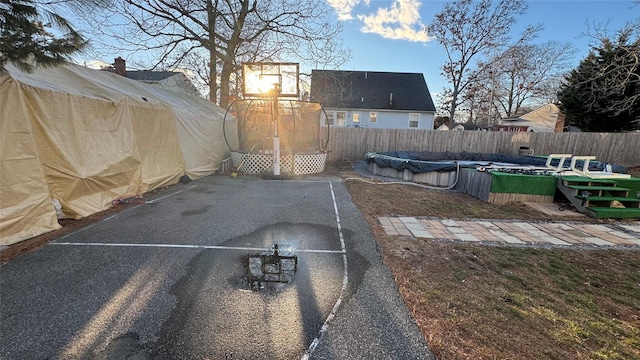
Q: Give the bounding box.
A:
[309,70,360,109]
[427,0,538,127]
[458,80,493,125]
[462,41,574,119]
[534,75,565,105]
[490,42,575,116]
[78,0,348,107]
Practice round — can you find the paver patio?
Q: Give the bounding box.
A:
[378,216,640,247]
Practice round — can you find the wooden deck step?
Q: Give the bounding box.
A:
[561,176,618,186]
[575,195,640,202]
[567,185,630,191]
[566,185,630,198]
[587,207,640,219]
[576,196,640,209]
[557,175,640,219]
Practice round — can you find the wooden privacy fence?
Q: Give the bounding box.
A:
[325,128,640,167]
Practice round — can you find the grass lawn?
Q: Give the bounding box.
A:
[342,163,640,360]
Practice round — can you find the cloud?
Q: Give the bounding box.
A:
[356,0,430,42]
[327,0,364,20]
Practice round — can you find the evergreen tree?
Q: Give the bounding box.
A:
[558,27,640,132]
[0,0,87,73]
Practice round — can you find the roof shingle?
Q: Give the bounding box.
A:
[125,70,179,82]
[310,70,435,112]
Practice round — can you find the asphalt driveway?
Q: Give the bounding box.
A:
[0,174,434,359]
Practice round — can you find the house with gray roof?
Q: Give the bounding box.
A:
[310,70,436,129]
[497,103,565,132]
[109,57,202,97]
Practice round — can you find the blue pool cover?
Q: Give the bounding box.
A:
[366,151,627,174]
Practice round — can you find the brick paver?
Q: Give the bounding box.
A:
[377,216,640,248]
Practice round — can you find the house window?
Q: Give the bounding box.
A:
[336,111,346,126]
[409,113,420,128]
[324,112,334,126]
[369,112,377,123]
[352,112,360,124]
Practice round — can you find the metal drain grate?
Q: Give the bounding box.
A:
[246,244,298,290]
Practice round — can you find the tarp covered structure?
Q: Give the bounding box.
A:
[0,63,238,246]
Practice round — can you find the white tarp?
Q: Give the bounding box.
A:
[0,63,237,245]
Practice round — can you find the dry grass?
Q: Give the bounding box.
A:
[339,161,640,360]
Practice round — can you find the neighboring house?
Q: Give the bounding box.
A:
[310,70,436,129]
[108,57,202,97]
[496,103,565,132]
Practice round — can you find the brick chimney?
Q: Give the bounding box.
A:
[114,57,126,77]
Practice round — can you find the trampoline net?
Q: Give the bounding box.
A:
[229,100,327,154]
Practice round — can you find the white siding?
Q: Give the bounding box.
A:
[321,108,435,130]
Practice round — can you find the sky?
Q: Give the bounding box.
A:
[325,0,640,102]
[72,0,639,103]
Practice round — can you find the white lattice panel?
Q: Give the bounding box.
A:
[294,153,327,174]
[231,152,270,174]
[231,152,326,175]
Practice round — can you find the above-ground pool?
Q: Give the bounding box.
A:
[365,151,640,219]
[365,151,625,186]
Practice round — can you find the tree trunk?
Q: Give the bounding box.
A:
[207,0,218,104]
[218,0,250,109]
[219,61,234,109]
[448,87,459,128]
[209,51,218,104]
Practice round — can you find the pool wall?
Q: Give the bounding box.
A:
[365,151,566,203]
[456,169,557,204]
[366,162,457,187]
